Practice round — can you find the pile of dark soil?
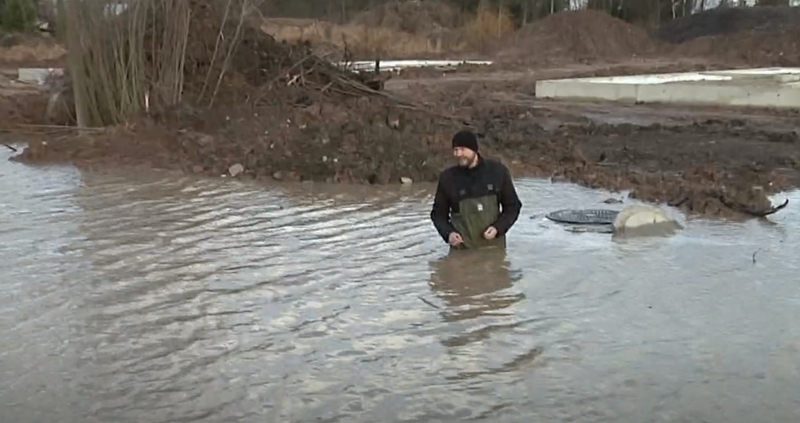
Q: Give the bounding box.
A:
[670,28,800,67]
[11,0,465,184]
[654,6,800,44]
[496,9,657,65]
[657,6,800,66]
[174,0,376,104]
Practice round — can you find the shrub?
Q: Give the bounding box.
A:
[1,0,37,32]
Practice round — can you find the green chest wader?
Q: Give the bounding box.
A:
[451,195,506,250]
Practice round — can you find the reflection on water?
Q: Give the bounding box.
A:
[429,247,524,323]
[2,149,800,423]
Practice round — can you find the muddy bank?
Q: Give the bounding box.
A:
[5,0,461,184]
[480,113,797,219]
[0,91,49,125]
[5,53,796,220]
[11,97,460,185]
[8,86,798,220]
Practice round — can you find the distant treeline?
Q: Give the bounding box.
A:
[262,0,795,27]
[1,0,795,34]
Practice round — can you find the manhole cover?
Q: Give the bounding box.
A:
[545,209,620,225]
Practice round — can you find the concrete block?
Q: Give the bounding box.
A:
[612,205,683,238]
[534,67,800,109]
[17,68,64,86]
[536,80,639,102]
[341,60,492,72]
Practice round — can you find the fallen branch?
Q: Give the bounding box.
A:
[668,196,689,208]
[197,0,235,103]
[718,196,789,218]
[418,296,440,310]
[13,124,103,131]
[208,0,251,108]
[2,143,17,152]
[248,47,473,124]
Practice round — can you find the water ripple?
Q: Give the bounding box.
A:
[2,151,800,422]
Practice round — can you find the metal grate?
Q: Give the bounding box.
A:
[545,209,620,225]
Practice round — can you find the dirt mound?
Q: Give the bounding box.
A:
[0,92,48,126]
[496,9,656,65]
[670,27,800,67]
[10,0,465,184]
[471,108,796,219]
[654,6,800,44]
[349,0,464,35]
[176,1,363,100]
[654,6,800,66]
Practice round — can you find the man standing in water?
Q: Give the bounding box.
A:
[430,129,522,249]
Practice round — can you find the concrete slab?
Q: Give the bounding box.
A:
[17,67,64,86]
[341,60,492,72]
[535,67,800,109]
[612,205,683,238]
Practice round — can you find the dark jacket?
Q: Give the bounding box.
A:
[430,156,523,243]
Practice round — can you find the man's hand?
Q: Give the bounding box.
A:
[448,232,464,246]
[483,226,498,240]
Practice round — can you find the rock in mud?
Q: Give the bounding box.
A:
[612,205,683,238]
[400,176,413,184]
[228,163,244,177]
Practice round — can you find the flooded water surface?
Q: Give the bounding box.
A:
[2,148,800,423]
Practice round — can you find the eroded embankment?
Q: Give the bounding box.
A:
[7,93,797,220]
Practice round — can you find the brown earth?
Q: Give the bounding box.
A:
[3,6,799,220]
[495,9,660,66]
[0,69,51,126]
[4,0,463,185]
[494,7,800,69]
[392,75,798,219]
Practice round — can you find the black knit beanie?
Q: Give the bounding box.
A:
[452,130,479,152]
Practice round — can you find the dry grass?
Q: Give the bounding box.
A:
[261,18,460,59]
[461,3,516,50]
[261,4,515,59]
